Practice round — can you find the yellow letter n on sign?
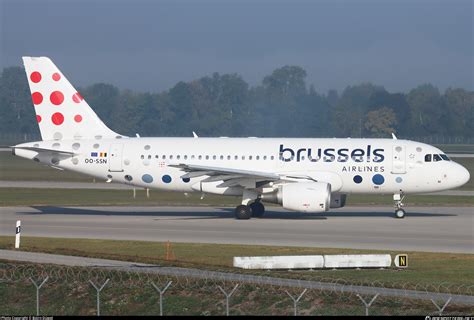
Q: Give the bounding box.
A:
[394,254,408,268]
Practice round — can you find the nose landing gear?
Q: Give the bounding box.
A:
[393,193,406,219]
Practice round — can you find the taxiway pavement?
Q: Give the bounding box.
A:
[0,205,472,253]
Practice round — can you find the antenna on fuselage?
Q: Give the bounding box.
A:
[136,133,141,138]
[193,131,199,138]
[391,133,397,140]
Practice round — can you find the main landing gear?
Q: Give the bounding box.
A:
[250,201,265,218]
[235,201,265,219]
[393,193,406,219]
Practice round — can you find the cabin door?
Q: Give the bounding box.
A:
[391,145,406,174]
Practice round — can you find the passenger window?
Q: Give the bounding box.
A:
[256,156,260,160]
[227,155,231,160]
[220,155,224,160]
[169,155,173,160]
[433,154,442,162]
[184,155,188,160]
[271,156,274,160]
[234,155,238,160]
[206,155,209,160]
[242,156,245,160]
[198,155,202,160]
[177,155,180,160]
[424,154,431,162]
[249,156,253,160]
[162,155,166,160]
[263,156,267,160]
[140,155,144,159]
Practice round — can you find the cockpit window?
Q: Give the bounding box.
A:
[425,153,450,162]
[440,154,450,161]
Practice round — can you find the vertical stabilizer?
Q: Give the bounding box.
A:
[22,56,119,141]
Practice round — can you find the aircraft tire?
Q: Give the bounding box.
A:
[235,205,252,220]
[395,209,405,219]
[250,202,265,218]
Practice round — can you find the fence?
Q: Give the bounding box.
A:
[0,263,472,316]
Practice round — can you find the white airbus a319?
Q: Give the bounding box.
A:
[12,57,470,219]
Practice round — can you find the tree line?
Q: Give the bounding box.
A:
[0,65,473,139]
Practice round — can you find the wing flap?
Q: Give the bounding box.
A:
[170,163,280,180]
[201,174,242,183]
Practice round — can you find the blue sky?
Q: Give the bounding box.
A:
[1,0,472,93]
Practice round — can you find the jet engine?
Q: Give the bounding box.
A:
[263,182,331,213]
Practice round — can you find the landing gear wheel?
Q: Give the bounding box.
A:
[250,202,265,218]
[395,209,405,219]
[235,205,252,220]
[393,193,406,219]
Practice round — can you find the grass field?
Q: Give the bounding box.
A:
[0,151,90,182]
[1,236,473,292]
[0,188,239,206]
[1,187,474,207]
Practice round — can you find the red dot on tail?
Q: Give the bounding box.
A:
[72,92,83,103]
[74,114,83,123]
[51,112,64,125]
[50,91,64,105]
[36,115,42,123]
[30,72,42,83]
[52,73,61,81]
[32,92,43,105]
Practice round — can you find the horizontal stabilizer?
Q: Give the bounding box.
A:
[12,146,76,156]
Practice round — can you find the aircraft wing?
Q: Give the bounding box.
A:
[169,163,279,180]
[168,163,316,188]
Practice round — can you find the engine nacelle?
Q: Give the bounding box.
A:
[278,182,331,213]
[330,193,347,208]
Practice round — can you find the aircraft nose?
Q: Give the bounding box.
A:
[454,163,470,187]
